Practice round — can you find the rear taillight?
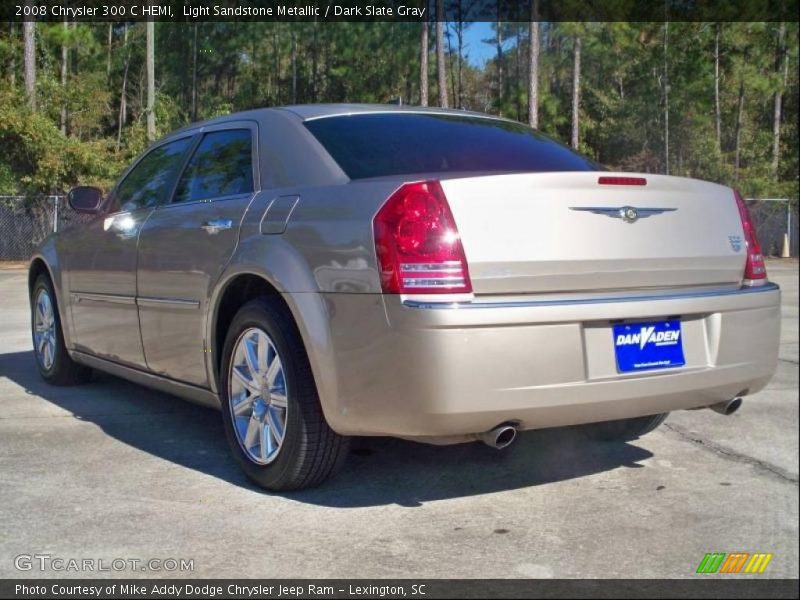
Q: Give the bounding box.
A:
[734,189,767,285]
[373,181,472,294]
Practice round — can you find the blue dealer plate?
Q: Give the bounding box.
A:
[613,320,685,373]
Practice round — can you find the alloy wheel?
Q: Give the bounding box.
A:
[33,288,57,371]
[228,327,289,465]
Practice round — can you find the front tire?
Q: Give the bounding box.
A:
[219,298,349,491]
[578,413,669,442]
[30,274,92,385]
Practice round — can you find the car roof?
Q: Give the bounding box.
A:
[168,103,507,135]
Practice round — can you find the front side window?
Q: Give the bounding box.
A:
[173,130,254,204]
[112,137,193,212]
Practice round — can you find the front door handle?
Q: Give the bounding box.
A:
[201,219,233,234]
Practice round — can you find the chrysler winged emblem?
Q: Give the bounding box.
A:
[569,205,677,223]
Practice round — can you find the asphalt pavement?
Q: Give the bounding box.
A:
[0,262,797,579]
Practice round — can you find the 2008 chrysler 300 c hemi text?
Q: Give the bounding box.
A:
[28,105,781,490]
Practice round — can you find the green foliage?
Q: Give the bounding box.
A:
[0,20,796,204]
[0,89,120,193]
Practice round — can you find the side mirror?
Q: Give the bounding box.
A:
[67,186,105,214]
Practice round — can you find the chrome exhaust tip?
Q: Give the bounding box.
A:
[709,397,743,416]
[479,425,518,449]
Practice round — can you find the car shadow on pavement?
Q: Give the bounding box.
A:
[0,350,653,507]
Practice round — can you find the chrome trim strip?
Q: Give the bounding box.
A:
[401,262,462,271]
[403,278,466,287]
[71,292,200,309]
[136,297,200,309]
[402,282,780,310]
[300,109,510,124]
[71,292,136,305]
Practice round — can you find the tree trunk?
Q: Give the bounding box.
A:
[273,27,280,104]
[771,21,786,179]
[290,29,297,104]
[311,18,318,102]
[714,23,722,152]
[9,23,16,87]
[117,59,129,152]
[456,0,463,108]
[512,24,520,120]
[117,24,129,152]
[106,23,113,80]
[122,24,128,123]
[528,1,539,128]
[70,22,77,75]
[664,22,669,175]
[420,20,429,106]
[446,24,456,106]
[60,20,68,134]
[249,34,257,108]
[389,21,399,102]
[146,20,155,141]
[137,66,144,122]
[734,79,745,179]
[435,0,448,108]
[23,17,35,110]
[191,23,198,121]
[495,6,503,103]
[571,35,581,149]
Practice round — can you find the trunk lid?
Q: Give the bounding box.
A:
[439,172,746,295]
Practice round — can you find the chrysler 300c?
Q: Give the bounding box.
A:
[29,105,781,490]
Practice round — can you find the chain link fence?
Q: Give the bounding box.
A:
[0,196,95,261]
[746,199,798,258]
[0,195,797,262]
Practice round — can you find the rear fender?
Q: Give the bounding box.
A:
[206,236,340,425]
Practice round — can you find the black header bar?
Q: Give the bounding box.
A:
[4,0,799,23]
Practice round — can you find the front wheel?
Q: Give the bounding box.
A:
[219,298,349,491]
[578,413,669,442]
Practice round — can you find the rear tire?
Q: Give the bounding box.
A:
[578,413,669,442]
[219,298,349,491]
[30,274,92,385]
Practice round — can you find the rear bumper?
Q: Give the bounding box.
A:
[305,283,781,438]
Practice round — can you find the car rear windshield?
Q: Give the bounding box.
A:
[304,113,600,179]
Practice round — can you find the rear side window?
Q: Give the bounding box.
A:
[113,137,192,212]
[173,129,253,203]
[304,113,600,179]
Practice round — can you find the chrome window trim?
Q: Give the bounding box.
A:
[155,192,254,210]
[401,281,780,310]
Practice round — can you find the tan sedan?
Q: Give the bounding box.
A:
[29,105,780,490]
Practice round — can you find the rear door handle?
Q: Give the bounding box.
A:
[201,219,233,234]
